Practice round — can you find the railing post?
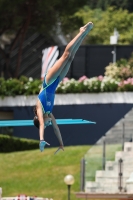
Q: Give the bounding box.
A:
[80,157,85,191]
[118,158,123,192]
[122,118,125,151]
[102,136,106,170]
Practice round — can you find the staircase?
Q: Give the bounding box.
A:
[97,108,133,145]
[85,142,133,194]
[0,188,2,200]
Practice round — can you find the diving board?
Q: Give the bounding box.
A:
[0,119,96,127]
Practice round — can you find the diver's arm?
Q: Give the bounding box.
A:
[36,102,44,140]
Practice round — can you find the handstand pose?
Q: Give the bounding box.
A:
[33,22,93,153]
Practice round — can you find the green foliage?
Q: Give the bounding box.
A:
[105,63,124,79]
[118,78,133,91]
[0,77,6,98]
[128,52,133,67]
[56,78,89,93]
[0,134,38,152]
[75,6,133,44]
[1,74,133,96]
[0,0,88,36]
[0,76,42,98]
[101,77,118,92]
[19,75,29,83]
[2,52,133,96]
[4,78,24,96]
[87,0,133,12]
[24,79,42,95]
[105,54,133,80]
[0,0,88,78]
[117,58,128,67]
[87,78,101,93]
[118,83,133,92]
[56,76,120,93]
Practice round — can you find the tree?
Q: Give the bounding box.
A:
[87,0,133,12]
[0,0,88,78]
[75,6,133,44]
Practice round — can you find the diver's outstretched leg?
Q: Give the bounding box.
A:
[58,22,93,81]
[58,29,92,81]
[46,22,93,84]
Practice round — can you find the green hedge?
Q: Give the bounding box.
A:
[1,54,133,96]
[0,76,42,98]
[0,134,39,152]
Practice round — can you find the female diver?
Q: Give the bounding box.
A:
[33,22,93,153]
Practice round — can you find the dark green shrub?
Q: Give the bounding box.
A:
[0,134,39,152]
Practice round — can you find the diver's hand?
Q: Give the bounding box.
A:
[39,140,50,152]
[54,145,64,155]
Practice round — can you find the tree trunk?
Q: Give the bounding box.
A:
[0,25,25,78]
[0,48,11,78]
[15,5,31,78]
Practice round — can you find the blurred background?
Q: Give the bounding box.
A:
[0,0,133,200]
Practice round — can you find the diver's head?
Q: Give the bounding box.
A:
[33,106,39,129]
[33,106,51,129]
[33,115,40,129]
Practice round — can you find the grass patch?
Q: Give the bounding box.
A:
[0,144,122,200]
[0,145,90,200]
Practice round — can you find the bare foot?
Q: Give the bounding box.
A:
[80,22,93,33]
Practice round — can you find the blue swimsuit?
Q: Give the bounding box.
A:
[38,76,59,113]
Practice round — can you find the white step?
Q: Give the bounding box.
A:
[0,188,2,199]
[115,151,133,162]
[95,177,128,185]
[124,142,133,152]
[85,182,119,193]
